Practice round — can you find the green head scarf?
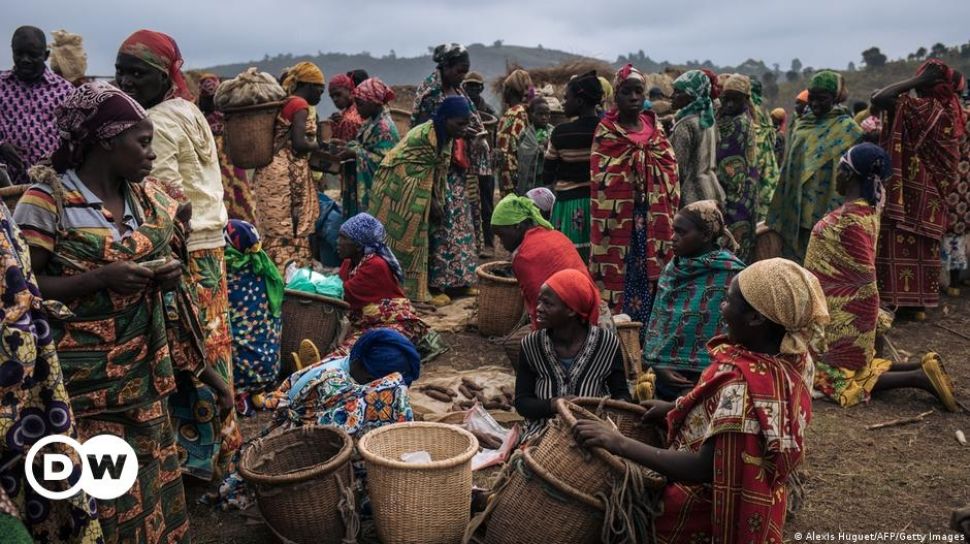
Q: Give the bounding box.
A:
[751,79,764,106]
[809,70,844,98]
[673,70,715,129]
[491,194,553,229]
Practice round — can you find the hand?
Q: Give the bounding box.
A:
[919,61,946,84]
[152,259,183,292]
[216,383,234,421]
[639,399,676,426]
[655,367,694,387]
[0,142,25,173]
[97,261,154,295]
[329,112,343,123]
[462,126,482,140]
[572,419,627,455]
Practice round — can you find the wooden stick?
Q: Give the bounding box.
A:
[932,322,970,343]
[866,409,934,431]
[882,336,903,366]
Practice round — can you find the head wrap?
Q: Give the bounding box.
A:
[348,69,369,87]
[771,107,787,132]
[118,29,193,101]
[349,328,420,385]
[566,71,604,105]
[198,73,219,98]
[796,89,809,103]
[701,69,722,100]
[722,73,752,96]
[282,61,325,94]
[463,71,485,85]
[504,69,534,98]
[613,63,646,90]
[860,115,882,135]
[750,79,764,106]
[808,70,847,103]
[544,269,601,325]
[598,77,614,105]
[339,213,404,283]
[223,220,284,316]
[525,187,556,213]
[916,59,967,138]
[545,96,564,113]
[491,193,553,229]
[433,95,471,124]
[353,77,395,105]
[432,43,468,66]
[49,81,147,173]
[736,258,829,355]
[329,73,355,92]
[673,70,716,129]
[839,143,890,206]
[678,200,739,252]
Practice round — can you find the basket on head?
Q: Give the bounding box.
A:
[389,108,412,139]
[476,261,524,337]
[238,425,355,544]
[571,397,665,447]
[280,289,350,377]
[0,185,28,212]
[358,422,478,544]
[614,321,644,379]
[222,101,282,169]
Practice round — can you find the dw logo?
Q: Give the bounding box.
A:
[25,434,138,500]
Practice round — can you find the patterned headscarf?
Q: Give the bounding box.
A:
[566,70,604,105]
[916,59,967,138]
[613,63,646,91]
[353,77,396,105]
[329,73,356,92]
[736,258,829,355]
[490,193,553,229]
[525,187,556,213]
[839,142,890,206]
[118,29,193,101]
[598,76,614,104]
[808,70,847,103]
[544,269,601,325]
[282,62,325,94]
[673,70,716,129]
[49,81,147,173]
[339,213,404,283]
[678,200,739,252]
[701,69,722,100]
[432,43,468,66]
[224,219,284,316]
[504,69,535,98]
[750,79,764,106]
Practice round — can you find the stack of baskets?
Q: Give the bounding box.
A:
[280,289,350,376]
[222,101,283,169]
[359,422,479,544]
[615,321,644,380]
[239,425,355,544]
[476,261,524,337]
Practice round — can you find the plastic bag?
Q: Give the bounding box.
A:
[463,404,521,471]
[285,268,345,299]
[214,67,287,110]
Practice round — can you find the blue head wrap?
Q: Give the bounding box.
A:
[339,213,404,283]
[349,328,421,385]
[839,143,891,206]
[432,95,471,142]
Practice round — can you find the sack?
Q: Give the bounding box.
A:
[214,68,287,110]
[50,30,87,83]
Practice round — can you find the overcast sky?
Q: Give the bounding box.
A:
[5,0,969,75]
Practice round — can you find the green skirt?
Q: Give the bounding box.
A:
[551,196,591,262]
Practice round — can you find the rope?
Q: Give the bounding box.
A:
[336,471,360,544]
[596,458,663,544]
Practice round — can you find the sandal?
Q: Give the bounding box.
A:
[922,353,958,412]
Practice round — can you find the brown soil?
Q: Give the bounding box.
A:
[187,293,970,542]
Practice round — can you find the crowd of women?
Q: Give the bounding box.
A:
[0,22,968,543]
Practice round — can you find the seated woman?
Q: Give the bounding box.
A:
[643,200,746,401]
[515,269,629,442]
[332,212,444,359]
[574,258,828,543]
[804,143,957,410]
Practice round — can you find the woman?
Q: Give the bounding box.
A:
[116,30,241,483]
[332,213,442,359]
[224,220,283,414]
[643,201,746,401]
[369,96,471,304]
[715,74,760,262]
[670,70,724,207]
[334,77,400,215]
[197,73,255,223]
[516,96,552,194]
[14,82,230,543]
[495,69,534,196]
[767,70,862,262]
[805,143,958,409]
[574,258,827,543]
[0,203,102,542]
[945,105,970,296]
[750,79,781,223]
[251,61,325,272]
[872,60,966,318]
[542,71,603,261]
[771,107,788,168]
[590,64,679,327]
[515,269,629,442]
[329,73,365,216]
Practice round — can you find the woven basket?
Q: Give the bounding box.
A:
[572,397,665,448]
[476,261,524,337]
[222,101,282,169]
[615,321,643,379]
[501,324,531,370]
[359,422,479,544]
[389,108,412,139]
[481,448,604,544]
[754,222,782,262]
[239,425,355,544]
[0,185,27,212]
[280,289,349,377]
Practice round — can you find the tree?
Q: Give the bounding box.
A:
[930,42,948,58]
[961,43,970,59]
[492,40,504,48]
[772,63,781,74]
[847,61,857,72]
[861,47,887,69]
[915,47,927,60]
[786,70,800,83]
[802,66,815,77]
[790,58,802,73]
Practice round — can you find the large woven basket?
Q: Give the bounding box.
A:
[359,422,478,544]
[501,323,532,370]
[222,101,282,169]
[239,425,355,544]
[476,261,524,337]
[389,108,412,139]
[572,397,665,447]
[754,222,782,262]
[480,448,604,544]
[0,185,27,212]
[615,321,643,379]
[280,289,350,376]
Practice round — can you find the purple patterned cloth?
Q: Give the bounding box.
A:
[0,68,74,184]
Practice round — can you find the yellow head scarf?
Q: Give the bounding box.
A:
[598,76,614,105]
[736,258,829,355]
[282,62,325,94]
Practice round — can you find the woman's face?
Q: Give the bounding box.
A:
[492,224,525,253]
[720,278,756,346]
[808,88,835,118]
[563,86,583,117]
[441,60,471,88]
[354,98,382,119]
[671,88,692,111]
[528,101,551,127]
[330,87,353,110]
[719,90,747,118]
[671,212,711,258]
[107,118,156,182]
[337,234,362,261]
[616,80,645,117]
[300,83,325,106]
[444,116,470,139]
[535,284,574,330]
[115,53,169,109]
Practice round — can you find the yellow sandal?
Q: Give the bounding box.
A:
[922,353,958,412]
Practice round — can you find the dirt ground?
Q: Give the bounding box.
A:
[185,291,970,543]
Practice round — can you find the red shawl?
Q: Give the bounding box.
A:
[512,226,592,328]
[333,103,365,142]
[657,336,812,544]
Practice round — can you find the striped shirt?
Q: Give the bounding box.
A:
[542,115,600,198]
[13,170,138,252]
